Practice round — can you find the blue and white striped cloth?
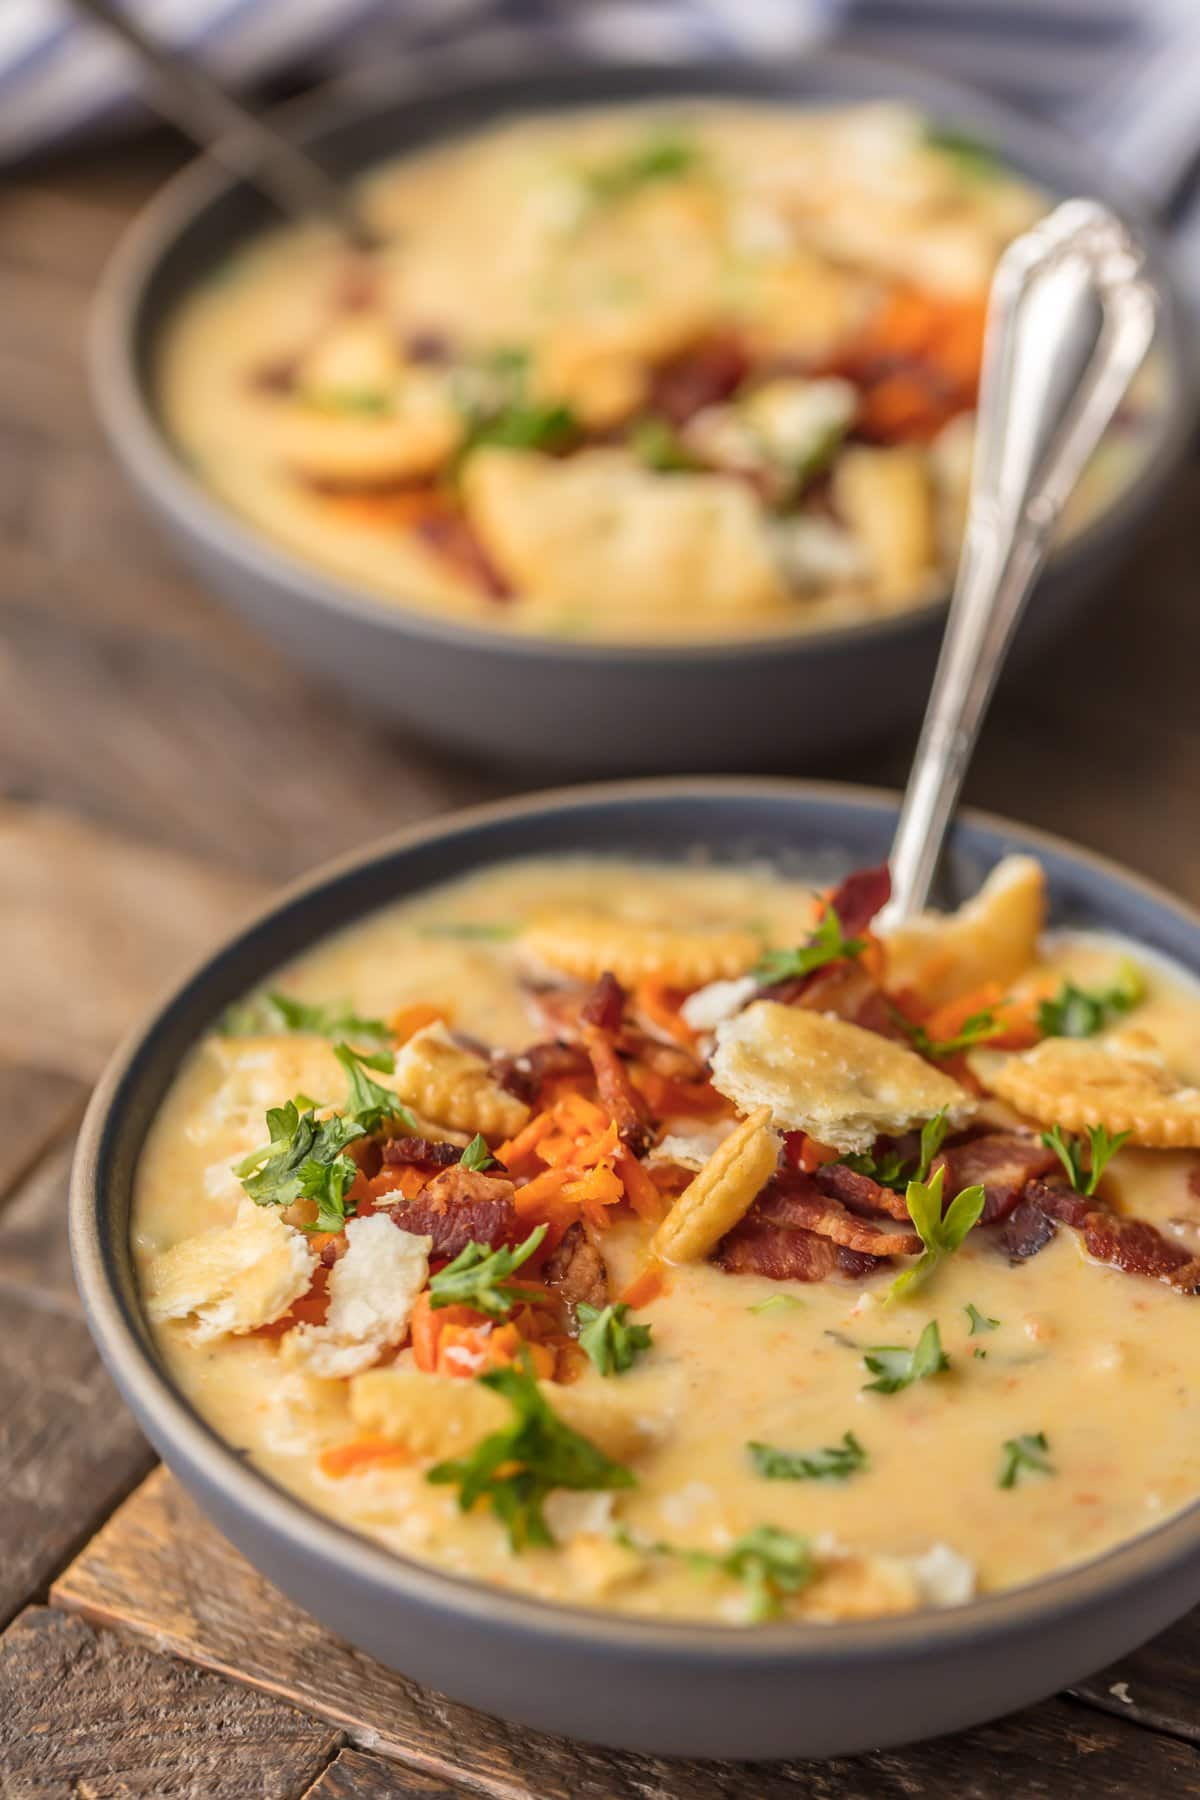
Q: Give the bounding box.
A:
[6,0,1200,290]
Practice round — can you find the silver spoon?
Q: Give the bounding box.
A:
[881,198,1158,928]
[68,0,376,250]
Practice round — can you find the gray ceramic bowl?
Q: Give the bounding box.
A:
[71,778,1200,1760]
[90,53,1194,776]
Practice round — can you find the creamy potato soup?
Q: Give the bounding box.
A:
[159,103,1158,643]
[134,854,1200,1625]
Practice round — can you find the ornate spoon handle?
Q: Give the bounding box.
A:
[883,200,1158,927]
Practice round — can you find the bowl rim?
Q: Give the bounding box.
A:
[90,45,1197,671]
[71,774,1200,1666]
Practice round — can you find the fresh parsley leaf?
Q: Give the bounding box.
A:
[1036,961,1144,1040]
[584,134,700,203]
[965,1303,1000,1335]
[998,1431,1054,1489]
[894,1007,1005,1060]
[1040,1123,1130,1197]
[264,991,389,1042]
[915,1109,951,1182]
[839,1108,949,1195]
[619,1523,812,1622]
[748,1430,867,1483]
[888,1167,985,1302]
[333,1042,416,1135]
[429,1225,548,1322]
[576,1302,653,1376]
[459,1133,500,1173]
[629,414,696,472]
[468,401,577,455]
[923,124,1000,180]
[234,1099,363,1224]
[754,906,866,985]
[749,1293,805,1316]
[427,1360,635,1549]
[862,1319,949,1394]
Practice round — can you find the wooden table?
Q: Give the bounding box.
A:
[2,134,1199,1799]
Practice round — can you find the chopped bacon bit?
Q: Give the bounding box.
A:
[582,1023,651,1156]
[319,1434,412,1479]
[543,1220,609,1315]
[1024,1180,1091,1233]
[758,1175,921,1258]
[413,508,513,600]
[582,970,627,1033]
[390,1166,519,1260]
[649,335,749,426]
[828,864,892,939]
[382,1136,462,1170]
[492,1039,591,1104]
[405,328,454,364]
[716,1219,841,1283]
[1004,1180,1200,1292]
[934,1132,1059,1224]
[812,1160,912,1223]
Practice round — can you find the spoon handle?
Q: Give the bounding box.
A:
[884,200,1158,927]
[68,0,375,249]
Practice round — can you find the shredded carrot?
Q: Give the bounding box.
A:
[615,1148,664,1222]
[632,1067,728,1118]
[633,979,695,1047]
[620,1260,667,1308]
[367,1164,428,1204]
[783,1131,839,1173]
[319,1434,413,1478]
[922,980,1045,1052]
[390,1001,447,1043]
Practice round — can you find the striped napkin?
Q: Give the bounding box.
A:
[5,0,1200,293]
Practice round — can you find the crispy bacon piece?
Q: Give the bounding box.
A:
[933,1132,1059,1224]
[382,1136,463,1170]
[389,1167,519,1260]
[582,970,626,1033]
[758,1176,921,1258]
[716,1219,880,1282]
[1005,1180,1200,1292]
[582,1022,651,1156]
[543,1220,609,1314]
[492,1039,592,1104]
[828,863,892,938]
[812,1160,913,1224]
[649,336,749,426]
[412,509,512,600]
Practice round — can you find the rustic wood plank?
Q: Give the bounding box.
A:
[51,1468,1200,1799]
[304,1749,475,1800]
[0,1138,78,1304]
[1071,1610,1200,1746]
[0,1060,86,1213]
[0,1295,153,1630]
[0,803,263,1079]
[0,1606,339,1800]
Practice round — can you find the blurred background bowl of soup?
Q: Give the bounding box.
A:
[91,51,1194,773]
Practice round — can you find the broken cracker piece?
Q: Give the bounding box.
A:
[144,1200,316,1340]
[654,1106,780,1263]
[521,910,760,989]
[711,1001,973,1155]
[882,854,1045,1005]
[985,1038,1200,1148]
[392,1020,529,1139]
[282,1214,430,1379]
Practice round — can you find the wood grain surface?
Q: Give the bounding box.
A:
[2,121,1199,1798]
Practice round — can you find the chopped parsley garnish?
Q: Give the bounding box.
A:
[428,1225,548,1322]
[1036,962,1144,1039]
[267,992,388,1041]
[584,133,701,204]
[965,1303,1000,1336]
[998,1431,1055,1489]
[753,905,866,985]
[843,1109,949,1194]
[893,1007,1005,1060]
[576,1302,653,1376]
[468,401,577,455]
[748,1430,867,1483]
[333,1041,416,1135]
[888,1167,985,1302]
[620,1524,812,1622]
[459,1133,501,1173]
[453,347,578,465]
[748,1293,805,1317]
[427,1362,635,1550]
[629,414,696,472]
[923,124,1000,180]
[234,1100,363,1231]
[862,1319,949,1394]
[1040,1123,1130,1197]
